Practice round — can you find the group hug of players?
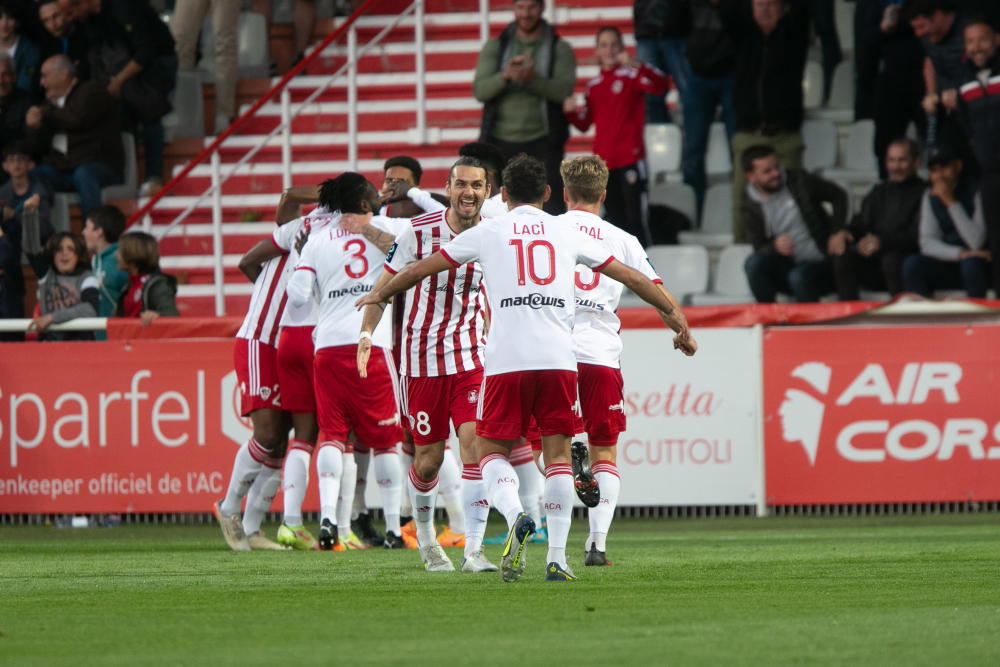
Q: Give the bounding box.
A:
[212,142,696,582]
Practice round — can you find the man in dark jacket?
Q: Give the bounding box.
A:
[473,0,576,215]
[683,0,738,213]
[741,145,849,303]
[720,0,811,241]
[37,0,90,84]
[833,138,926,300]
[957,15,1000,292]
[58,0,176,193]
[0,53,33,183]
[25,54,123,216]
[634,0,691,124]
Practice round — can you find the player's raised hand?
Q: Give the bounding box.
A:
[339,212,373,234]
[357,335,372,378]
[673,330,697,356]
[293,228,309,254]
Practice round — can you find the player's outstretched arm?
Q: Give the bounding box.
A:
[276,185,321,225]
[357,270,393,378]
[238,238,285,283]
[355,252,454,309]
[599,259,697,356]
[339,213,398,254]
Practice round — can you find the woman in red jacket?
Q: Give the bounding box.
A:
[564,26,672,247]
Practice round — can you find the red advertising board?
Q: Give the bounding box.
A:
[0,340,320,514]
[763,324,1000,505]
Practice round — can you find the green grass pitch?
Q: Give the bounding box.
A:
[1,514,999,666]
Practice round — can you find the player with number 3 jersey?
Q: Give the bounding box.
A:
[356,155,697,583]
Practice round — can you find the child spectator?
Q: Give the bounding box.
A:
[0,0,40,92]
[114,231,178,326]
[26,229,99,340]
[81,204,127,339]
[0,141,53,340]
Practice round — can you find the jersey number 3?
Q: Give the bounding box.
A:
[509,239,555,286]
[343,239,368,278]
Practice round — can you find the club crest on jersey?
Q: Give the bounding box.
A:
[467,389,479,404]
[259,386,271,400]
[611,79,624,94]
[500,293,566,309]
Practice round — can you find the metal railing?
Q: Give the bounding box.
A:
[125,0,437,316]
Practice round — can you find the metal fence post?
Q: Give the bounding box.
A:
[479,0,489,44]
[348,25,358,171]
[415,0,426,144]
[211,150,225,316]
[281,88,293,190]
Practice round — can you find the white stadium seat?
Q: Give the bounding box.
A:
[645,123,683,183]
[705,122,733,177]
[648,182,697,227]
[690,244,757,305]
[822,120,881,188]
[644,245,710,304]
[678,182,734,248]
[803,61,824,110]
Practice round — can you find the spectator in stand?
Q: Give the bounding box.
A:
[905,0,970,158]
[741,145,849,303]
[473,0,576,216]
[0,52,33,182]
[684,0,738,214]
[173,0,239,134]
[564,26,671,247]
[252,0,317,71]
[81,203,126,339]
[58,0,177,195]
[861,0,927,174]
[956,16,1000,295]
[808,0,842,105]
[903,147,990,297]
[720,0,810,242]
[26,54,123,217]
[114,230,178,326]
[36,1,89,82]
[833,138,925,300]
[458,141,508,217]
[26,230,99,340]
[633,0,690,124]
[0,0,39,92]
[0,141,53,339]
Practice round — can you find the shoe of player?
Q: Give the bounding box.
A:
[533,525,548,543]
[545,561,577,581]
[437,527,466,548]
[342,530,372,550]
[383,531,406,549]
[248,530,290,550]
[402,533,418,549]
[483,531,508,545]
[419,543,456,571]
[571,441,601,508]
[400,518,416,540]
[351,513,385,547]
[276,523,318,551]
[461,548,499,573]
[584,543,611,566]
[213,500,250,551]
[500,512,535,583]
[318,519,345,551]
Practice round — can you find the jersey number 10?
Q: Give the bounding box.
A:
[509,239,555,286]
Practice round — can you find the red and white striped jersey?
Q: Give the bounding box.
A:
[385,209,486,377]
[236,233,291,347]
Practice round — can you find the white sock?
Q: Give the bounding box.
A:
[462,465,489,557]
[317,443,344,527]
[588,461,620,552]
[282,442,313,527]
[513,461,541,528]
[407,465,439,548]
[338,452,357,534]
[399,444,415,522]
[220,437,268,516]
[543,463,574,568]
[438,449,465,533]
[536,451,545,474]
[480,453,523,530]
[352,449,370,520]
[242,458,282,534]
[374,450,403,534]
